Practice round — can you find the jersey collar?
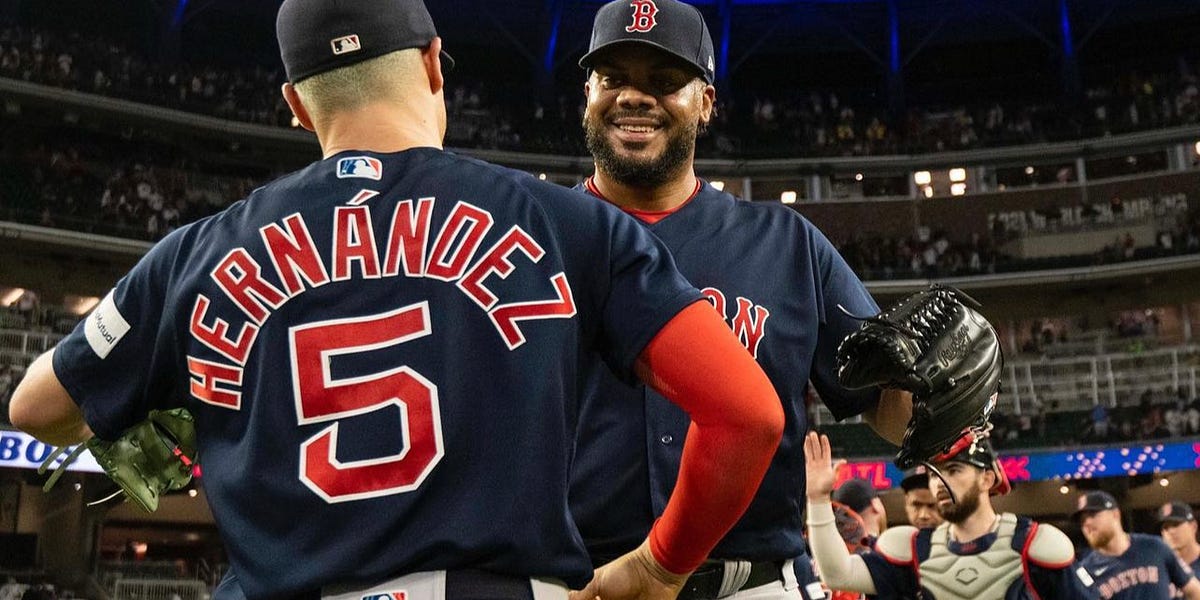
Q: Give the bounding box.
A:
[584,177,703,225]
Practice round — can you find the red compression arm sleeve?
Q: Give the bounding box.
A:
[636,301,784,574]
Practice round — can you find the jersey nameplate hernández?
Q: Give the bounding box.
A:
[186,194,576,410]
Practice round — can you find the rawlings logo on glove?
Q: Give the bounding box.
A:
[835,284,1001,470]
[39,408,198,512]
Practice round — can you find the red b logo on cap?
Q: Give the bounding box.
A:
[626,0,659,33]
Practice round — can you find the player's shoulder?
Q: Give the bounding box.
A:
[1021,519,1075,568]
[875,525,921,564]
[1131,532,1175,555]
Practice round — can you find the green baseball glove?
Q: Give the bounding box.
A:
[39,408,198,512]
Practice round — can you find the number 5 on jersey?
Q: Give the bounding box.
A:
[290,301,443,503]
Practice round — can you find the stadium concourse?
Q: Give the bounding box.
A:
[0,0,1199,598]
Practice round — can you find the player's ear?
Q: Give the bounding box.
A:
[699,82,715,126]
[980,466,996,490]
[423,37,446,95]
[281,82,316,132]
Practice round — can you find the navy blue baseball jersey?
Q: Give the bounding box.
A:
[861,517,1084,599]
[51,148,703,598]
[1170,556,1200,598]
[1079,534,1197,600]
[570,180,880,563]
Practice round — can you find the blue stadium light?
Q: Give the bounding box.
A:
[1059,0,1075,58]
[543,19,560,73]
[887,0,900,74]
[172,0,189,27]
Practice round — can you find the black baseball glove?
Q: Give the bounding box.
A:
[835,284,1001,470]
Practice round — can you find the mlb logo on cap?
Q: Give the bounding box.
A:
[337,156,383,180]
[331,35,362,55]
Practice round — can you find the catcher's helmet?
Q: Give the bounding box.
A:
[930,431,1011,496]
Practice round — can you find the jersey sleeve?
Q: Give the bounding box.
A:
[1161,538,1198,588]
[594,207,705,381]
[860,551,918,598]
[51,230,188,441]
[1027,560,1090,599]
[803,221,881,420]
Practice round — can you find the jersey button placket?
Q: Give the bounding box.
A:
[660,434,673,445]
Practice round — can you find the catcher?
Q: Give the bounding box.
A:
[804,431,1088,600]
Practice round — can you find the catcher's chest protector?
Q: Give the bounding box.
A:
[918,513,1022,600]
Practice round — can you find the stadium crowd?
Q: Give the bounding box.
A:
[0,23,1197,158]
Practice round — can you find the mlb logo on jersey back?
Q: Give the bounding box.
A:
[331,35,361,55]
[337,156,383,180]
[360,593,405,600]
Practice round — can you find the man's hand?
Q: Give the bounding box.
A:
[569,540,688,600]
[804,431,836,502]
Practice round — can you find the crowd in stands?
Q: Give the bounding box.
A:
[830,205,1200,281]
[0,127,270,241]
[986,392,1200,451]
[834,230,1005,280]
[0,23,1198,158]
[0,576,85,600]
[0,26,290,127]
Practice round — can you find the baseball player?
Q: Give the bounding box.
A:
[900,468,944,529]
[1075,492,1200,600]
[1160,502,1200,598]
[832,479,887,546]
[9,1,787,598]
[805,431,1087,599]
[569,1,914,598]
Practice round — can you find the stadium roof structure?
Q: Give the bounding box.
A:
[142,0,1199,81]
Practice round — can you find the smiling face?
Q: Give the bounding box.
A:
[583,44,714,189]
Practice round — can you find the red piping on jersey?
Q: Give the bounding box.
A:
[584,177,703,224]
[1021,521,1043,600]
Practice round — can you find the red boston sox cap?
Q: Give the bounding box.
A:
[277,0,454,84]
[580,0,716,84]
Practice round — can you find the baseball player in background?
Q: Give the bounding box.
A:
[900,468,944,529]
[1160,502,1200,599]
[1076,492,1200,599]
[831,479,887,547]
[805,432,1087,599]
[8,0,788,598]
[569,1,914,598]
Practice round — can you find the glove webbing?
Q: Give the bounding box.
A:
[37,432,195,506]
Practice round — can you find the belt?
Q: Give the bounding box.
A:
[678,560,785,600]
[445,569,535,600]
[321,569,540,600]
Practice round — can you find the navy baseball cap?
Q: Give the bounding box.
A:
[1158,501,1196,525]
[900,467,930,493]
[580,0,716,84]
[1072,490,1118,521]
[277,0,454,84]
[833,479,877,515]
